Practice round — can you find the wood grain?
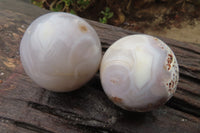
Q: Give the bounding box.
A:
[0,0,200,132]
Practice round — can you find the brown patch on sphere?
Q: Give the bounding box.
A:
[79,25,88,32]
[112,97,123,103]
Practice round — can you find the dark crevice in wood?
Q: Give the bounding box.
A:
[179,65,200,79]
[179,65,200,73]
[177,88,200,100]
[179,72,200,85]
[74,124,116,133]
[0,116,54,133]
[75,124,112,133]
[166,111,199,123]
[28,101,121,133]
[166,97,200,117]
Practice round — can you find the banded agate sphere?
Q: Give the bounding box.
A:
[100,34,179,112]
[20,12,102,92]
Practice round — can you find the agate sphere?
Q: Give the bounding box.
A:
[100,34,179,112]
[20,12,102,92]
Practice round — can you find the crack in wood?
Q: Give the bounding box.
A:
[167,97,200,117]
[0,116,54,133]
[28,101,121,133]
[179,72,200,85]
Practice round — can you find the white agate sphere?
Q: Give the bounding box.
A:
[20,12,102,92]
[100,34,179,112]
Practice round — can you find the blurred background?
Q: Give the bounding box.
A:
[30,0,200,44]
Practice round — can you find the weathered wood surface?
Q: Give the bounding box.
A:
[0,0,200,133]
